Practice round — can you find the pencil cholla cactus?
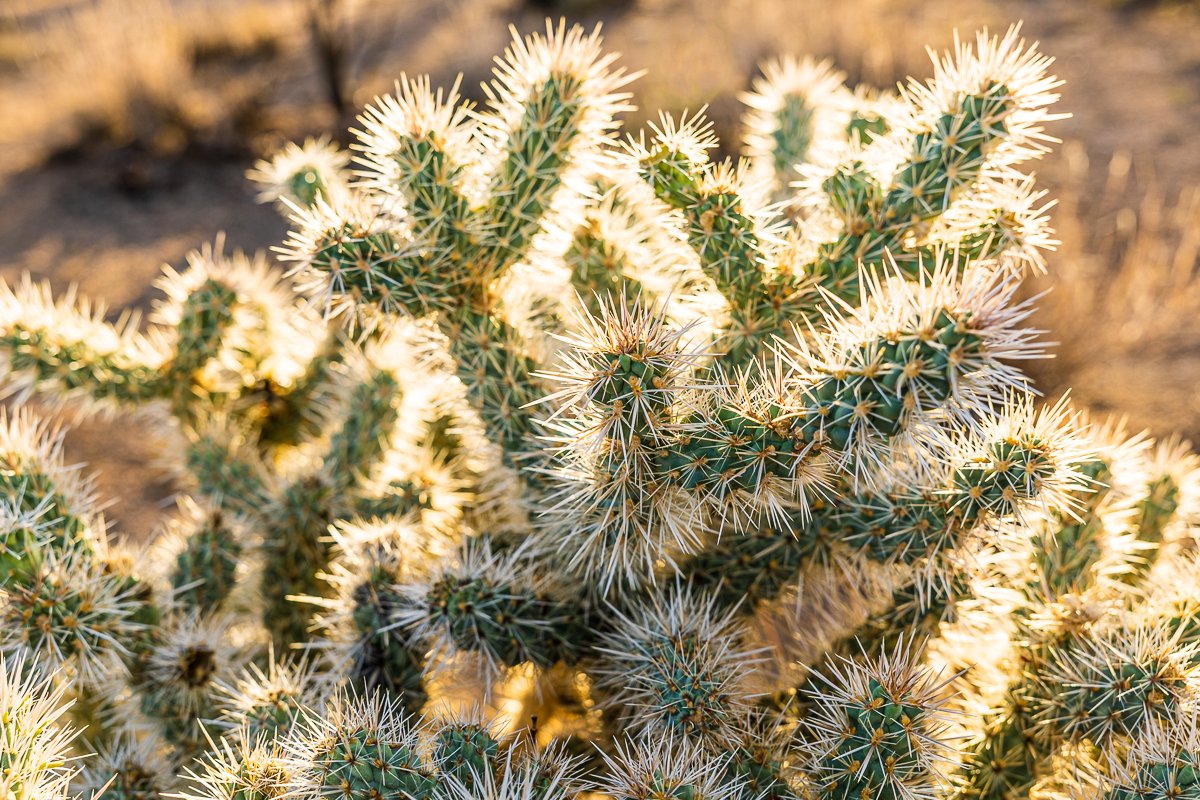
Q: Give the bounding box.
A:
[0,19,1198,800]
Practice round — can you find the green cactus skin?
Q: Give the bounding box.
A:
[641,632,738,738]
[813,677,937,800]
[1125,472,1183,581]
[0,521,48,586]
[1052,658,1187,747]
[170,510,242,614]
[0,459,93,581]
[441,310,543,461]
[434,722,501,789]
[565,220,650,318]
[810,83,1017,304]
[6,564,133,675]
[722,745,799,800]
[324,369,402,488]
[770,94,817,185]
[424,568,578,670]
[166,278,239,418]
[1108,752,1200,800]
[637,141,799,366]
[311,724,436,800]
[0,322,163,406]
[184,434,273,516]
[955,464,1113,800]
[262,478,333,647]
[350,572,426,714]
[680,513,822,612]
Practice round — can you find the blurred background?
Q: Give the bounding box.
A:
[1,0,1199,536]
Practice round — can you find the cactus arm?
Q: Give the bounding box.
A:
[470,22,632,290]
[0,277,167,409]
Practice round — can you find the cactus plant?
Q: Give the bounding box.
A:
[0,19,1196,800]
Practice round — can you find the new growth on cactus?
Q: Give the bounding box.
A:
[0,18,1196,800]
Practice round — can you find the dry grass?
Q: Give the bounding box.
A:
[0,0,298,173]
[1031,142,1200,439]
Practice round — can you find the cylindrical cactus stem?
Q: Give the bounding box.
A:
[394,537,582,680]
[282,192,441,319]
[536,298,711,585]
[334,22,630,320]
[439,308,544,462]
[0,548,143,688]
[351,75,479,314]
[1123,438,1199,582]
[689,262,1045,505]
[835,560,978,663]
[882,24,1061,228]
[801,398,1089,695]
[0,276,166,410]
[1035,620,1197,753]
[342,565,428,712]
[158,273,239,420]
[953,591,1121,800]
[255,328,344,451]
[183,422,274,516]
[740,56,851,203]
[540,265,1044,588]
[177,729,295,800]
[805,28,1061,304]
[134,612,243,755]
[261,476,334,647]
[936,175,1056,274]
[462,738,588,800]
[165,499,243,614]
[1026,416,1152,599]
[320,329,414,492]
[824,397,1080,570]
[720,731,803,800]
[469,21,632,290]
[0,408,104,578]
[292,691,437,800]
[433,717,503,790]
[248,135,352,210]
[308,519,442,715]
[565,186,657,316]
[789,264,1043,467]
[0,245,325,430]
[630,113,797,365]
[956,684,1043,800]
[592,584,763,748]
[799,637,960,800]
[153,242,329,427]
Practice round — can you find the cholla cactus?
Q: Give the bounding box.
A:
[0,19,1198,800]
[0,654,79,800]
[800,639,961,800]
